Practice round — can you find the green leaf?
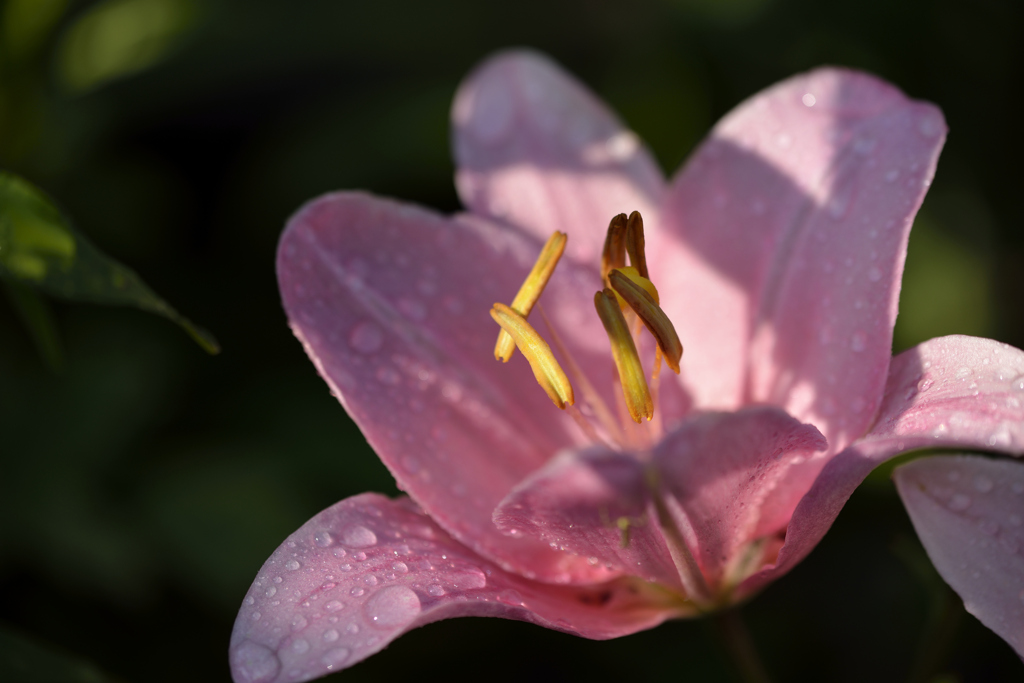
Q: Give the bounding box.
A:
[2,280,64,371]
[0,171,219,354]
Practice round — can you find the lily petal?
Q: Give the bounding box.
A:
[230,494,685,682]
[660,67,946,457]
[277,191,611,583]
[452,50,666,265]
[895,455,1024,657]
[653,407,827,589]
[493,448,687,593]
[741,335,1024,597]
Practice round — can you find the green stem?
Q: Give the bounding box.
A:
[714,608,773,683]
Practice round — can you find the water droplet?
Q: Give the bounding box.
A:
[917,112,943,138]
[325,600,345,612]
[391,561,408,574]
[364,575,379,586]
[322,647,351,671]
[375,366,401,385]
[231,640,280,683]
[1012,375,1024,391]
[867,267,882,282]
[339,564,352,572]
[315,531,334,548]
[979,519,999,536]
[917,378,933,393]
[346,623,359,635]
[343,526,378,548]
[850,332,867,352]
[948,493,971,512]
[323,629,340,643]
[802,93,816,107]
[427,584,445,596]
[284,560,301,571]
[265,586,277,598]
[956,366,972,380]
[349,322,383,354]
[352,551,367,561]
[364,585,421,629]
[291,638,309,654]
[974,476,994,493]
[251,611,261,621]
[884,168,900,183]
[398,298,427,321]
[291,615,308,632]
[245,596,255,606]
[350,587,365,597]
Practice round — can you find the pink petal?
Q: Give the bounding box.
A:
[652,407,826,588]
[278,191,612,583]
[230,494,685,683]
[740,335,1024,598]
[660,68,946,453]
[894,455,1024,657]
[452,50,667,265]
[493,448,687,593]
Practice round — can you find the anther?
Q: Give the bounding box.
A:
[490,303,575,409]
[625,211,648,279]
[608,270,683,374]
[601,213,627,288]
[494,231,567,363]
[594,289,653,423]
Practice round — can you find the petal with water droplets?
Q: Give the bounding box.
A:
[895,455,1024,657]
[278,192,615,584]
[452,50,666,266]
[230,494,686,682]
[740,335,1024,597]
[660,67,945,460]
[652,407,826,590]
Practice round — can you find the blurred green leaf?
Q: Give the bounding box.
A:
[56,0,199,92]
[0,171,219,353]
[2,280,64,370]
[1,0,69,59]
[0,624,122,683]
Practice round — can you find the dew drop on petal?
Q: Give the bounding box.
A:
[349,322,383,354]
[325,600,344,612]
[948,493,971,512]
[285,560,301,571]
[231,641,281,683]
[343,526,378,548]
[427,584,445,596]
[264,586,277,598]
[364,585,421,629]
[322,647,351,671]
[291,616,308,632]
[323,629,339,643]
[850,332,867,352]
[315,531,334,547]
[291,639,309,654]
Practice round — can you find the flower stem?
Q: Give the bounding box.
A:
[714,608,773,683]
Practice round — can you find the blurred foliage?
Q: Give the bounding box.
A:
[0,171,219,353]
[0,0,1022,681]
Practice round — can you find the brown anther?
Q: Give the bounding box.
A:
[608,270,683,374]
[601,213,627,288]
[493,231,568,363]
[625,211,648,279]
[594,288,653,423]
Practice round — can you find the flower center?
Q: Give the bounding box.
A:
[489,212,684,448]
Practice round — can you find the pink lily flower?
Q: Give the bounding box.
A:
[230,51,1024,683]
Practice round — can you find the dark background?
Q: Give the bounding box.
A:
[1,0,1022,681]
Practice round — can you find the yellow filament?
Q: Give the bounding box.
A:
[609,270,683,374]
[490,303,575,409]
[594,289,653,423]
[625,211,648,279]
[601,213,627,288]
[493,231,568,363]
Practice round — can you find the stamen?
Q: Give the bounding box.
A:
[594,289,653,423]
[600,213,627,288]
[494,231,568,363]
[609,270,683,374]
[490,303,575,409]
[625,211,648,279]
